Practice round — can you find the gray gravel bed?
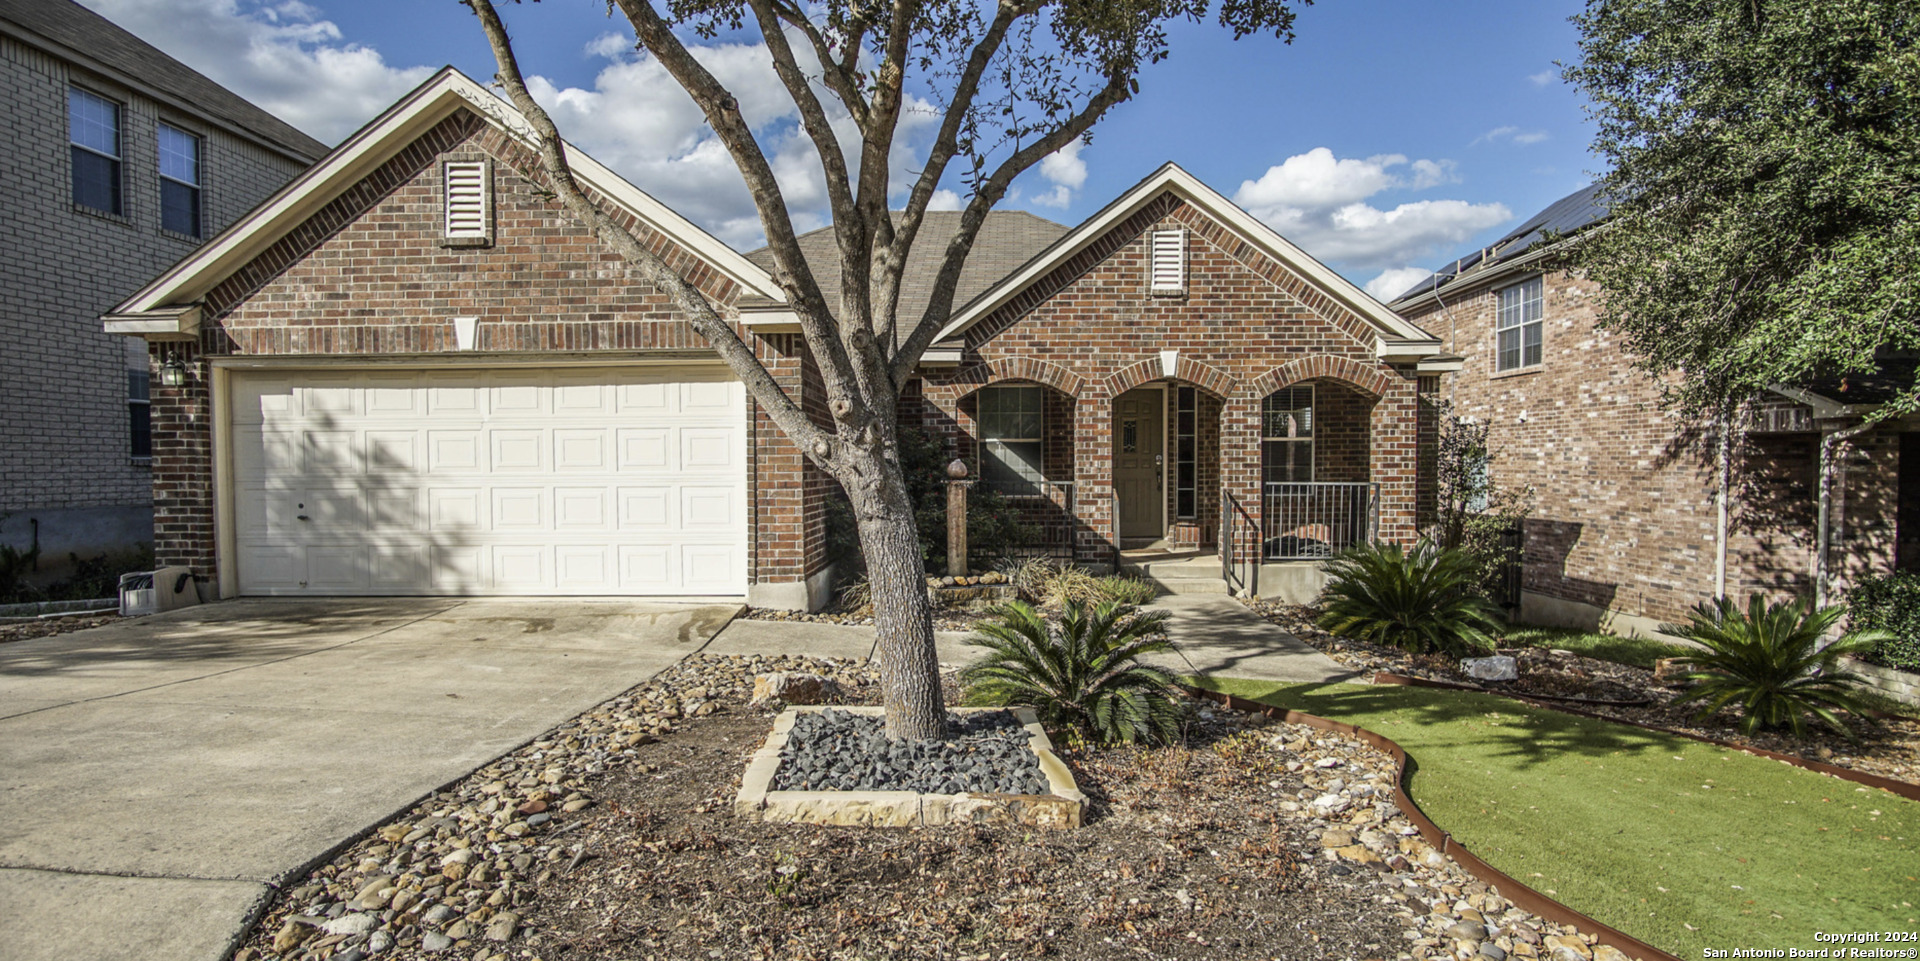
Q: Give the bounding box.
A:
[771,707,1049,794]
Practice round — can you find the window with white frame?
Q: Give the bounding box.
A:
[979,385,1044,496]
[1261,386,1313,483]
[1496,276,1544,371]
[70,87,122,215]
[158,123,201,237]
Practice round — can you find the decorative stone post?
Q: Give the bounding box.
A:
[945,459,970,576]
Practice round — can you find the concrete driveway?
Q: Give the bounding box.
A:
[0,598,738,961]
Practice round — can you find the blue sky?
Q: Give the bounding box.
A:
[80,0,1598,300]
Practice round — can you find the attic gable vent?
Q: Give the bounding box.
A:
[1149,228,1185,295]
[443,160,490,243]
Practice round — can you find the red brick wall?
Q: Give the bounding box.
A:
[1400,269,1904,624]
[921,194,1424,566]
[149,107,828,594]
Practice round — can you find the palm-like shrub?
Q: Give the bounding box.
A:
[960,599,1183,745]
[1315,540,1502,657]
[1663,594,1885,737]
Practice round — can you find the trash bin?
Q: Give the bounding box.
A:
[119,572,156,617]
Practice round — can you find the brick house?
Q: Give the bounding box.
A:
[0,0,325,572]
[104,69,1455,609]
[1391,185,1915,636]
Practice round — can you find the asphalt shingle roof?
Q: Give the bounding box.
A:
[0,0,328,162]
[742,211,1069,332]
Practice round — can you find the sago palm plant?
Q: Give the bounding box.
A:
[1315,540,1502,657]
[960,599,1183,745]
[1663,594,1884,737]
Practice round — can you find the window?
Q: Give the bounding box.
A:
[1261,386,1313,484]
[444,160,490,241]
[1149,228,1185,294]
[979,385,1044,496]
[157,123,201,236]
[128,370,151,460]
[1496,276,1544,371]
[70,87,122,215]
[1175,386,1197,518]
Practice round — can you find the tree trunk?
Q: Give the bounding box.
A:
[843,448,948,741]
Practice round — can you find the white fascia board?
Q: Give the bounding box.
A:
[1377,339,1447,360]
[937,163,1435,345]
[740,309,802,332]
[115,68,784,317]
[917,344,963,367]
[103,306,200,339]
[1416,356,1466,373]
[1765,384,1874,419]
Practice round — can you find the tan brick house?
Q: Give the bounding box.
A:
[104,69,1455,609]
[1391,185,1915,635]
[1,0,324,573]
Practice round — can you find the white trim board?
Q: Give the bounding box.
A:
[107,68,785,325]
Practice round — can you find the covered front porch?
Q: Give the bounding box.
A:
[925,365,1396,581]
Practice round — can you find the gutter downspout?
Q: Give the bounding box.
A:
[1715,416,1730,600]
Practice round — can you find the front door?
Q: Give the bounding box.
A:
[1114,387,1165,543]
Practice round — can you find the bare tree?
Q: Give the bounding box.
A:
[461,0,1303,739]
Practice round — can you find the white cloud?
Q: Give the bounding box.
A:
[927,189,964,211]
[1528,69,1557,87]
[1364,266,1435,302]
[1233,148,1509,272]
[77,0,434,144]
[1026,139,1087,209]
[1474,125,1550,147]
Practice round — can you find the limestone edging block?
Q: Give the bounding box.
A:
[734,706,1086,828]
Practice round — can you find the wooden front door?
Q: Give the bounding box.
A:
[1114,387,1165,542]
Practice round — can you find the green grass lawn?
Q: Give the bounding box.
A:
[1497,625,1695,669]
[1194,677,1919,957]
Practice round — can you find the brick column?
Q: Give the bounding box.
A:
[1072,390,1116,567]
[149,340,216,586]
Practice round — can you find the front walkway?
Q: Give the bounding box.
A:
[0,599,738,961]
[1146,594,1360,683]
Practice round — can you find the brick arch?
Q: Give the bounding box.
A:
[1239,354,1392,401]
[1170,356,1239,399]
[927,356,1085,404]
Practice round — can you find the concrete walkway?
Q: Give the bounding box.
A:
[1146,594,1360,683]
[0,598,737,961]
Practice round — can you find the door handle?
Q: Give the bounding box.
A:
[297,515,311,521]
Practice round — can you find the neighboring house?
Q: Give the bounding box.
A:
[0,0,325,574]
[103,68,1457,609]
[1391,185,1914,635]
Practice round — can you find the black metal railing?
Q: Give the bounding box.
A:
[1262,482,1379,560]
[979,478,1077,562]
[1220,487,1262,596]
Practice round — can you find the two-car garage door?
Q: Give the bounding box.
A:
[228,366,747,596]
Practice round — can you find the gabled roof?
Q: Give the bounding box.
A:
[108,67,784,325]
[1390,182,1610,309]
[0,0,326,164]
[934,163,1440,358]
[741,211,1068,330]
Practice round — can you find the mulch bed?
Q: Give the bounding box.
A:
[1243,598,1920,787]
[236,653,1628,961]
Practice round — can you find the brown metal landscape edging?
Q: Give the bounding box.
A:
[1185,685,1683,961]
[1371,672,1920,802]
[1371,671,1653,708]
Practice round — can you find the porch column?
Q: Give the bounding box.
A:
[1220,390,1264,552]
[1370,372,1421,546]
[1073,390,1115,566]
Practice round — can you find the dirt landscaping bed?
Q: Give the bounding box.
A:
[1243,598,1920,786]
[236,653,1642,961]
[0,612,119,646]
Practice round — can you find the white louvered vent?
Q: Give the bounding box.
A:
[444,161,489,240]
[1149,228,1185,294]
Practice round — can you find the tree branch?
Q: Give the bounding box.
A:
[890,71,1132,384]
[766,0,871,131]
[461,0,832,457]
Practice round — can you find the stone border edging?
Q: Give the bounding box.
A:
[1371,671,1920,802]
[1183,684,1683,961]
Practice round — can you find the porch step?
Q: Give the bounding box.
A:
[1121,554,1231,596]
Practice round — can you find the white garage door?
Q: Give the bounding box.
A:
[229,366,747,596]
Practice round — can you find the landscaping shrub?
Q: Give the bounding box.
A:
[1315,540,1502,657]
[1845,572,1920,671]
[961,599,1183,745]
[820,423,1040,576]
[1663,594,1885,737]
[994,556,1063,605]
[1421,399,1533,601]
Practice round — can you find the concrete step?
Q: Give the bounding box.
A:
[1121,555,1230,595]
